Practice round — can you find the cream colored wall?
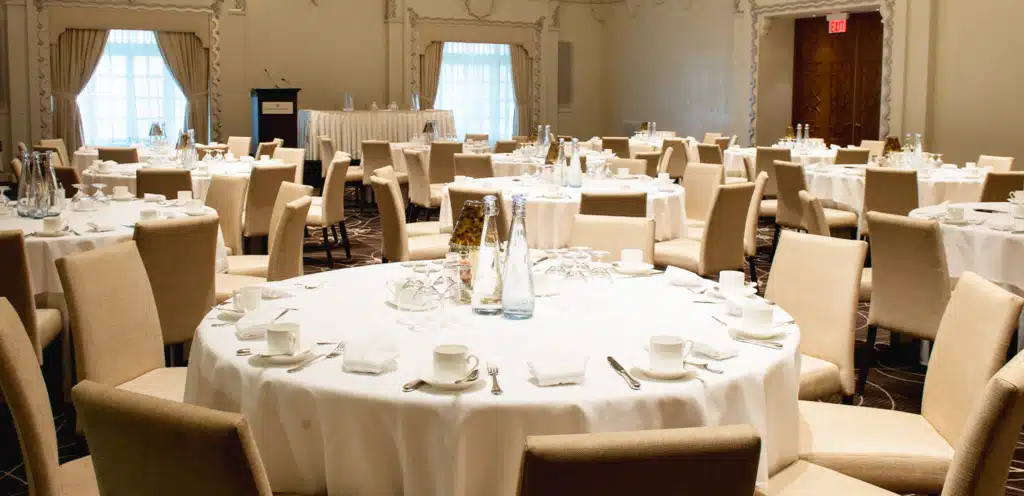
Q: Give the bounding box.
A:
[554,3,605,139]
[755,17,793,146]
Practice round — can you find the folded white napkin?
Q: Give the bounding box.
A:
[666,266,704,287]
[233,307,281,340]
[691,341,740,361]
[342,343,399,374]
[86,222,115,232]
[143,193,166,202]
[527,354,588,387]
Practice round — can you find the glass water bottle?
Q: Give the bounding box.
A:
[502,194,535,320]
[471,195,503,315]
[567,138,583,188]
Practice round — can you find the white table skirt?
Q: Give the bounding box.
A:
[439,177,688,249]
[72,146,175,176]
[391,147,616,180]
[185,265,801,495]
[299,109,456,161]
[725,148,838,179]
[805,167,985,217]
[80,161,268,202]
[580,137,699,162]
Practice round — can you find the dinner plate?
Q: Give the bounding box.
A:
[633,363,698,381]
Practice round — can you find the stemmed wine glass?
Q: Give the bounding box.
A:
[91,184,109,204]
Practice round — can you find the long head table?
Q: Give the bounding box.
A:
[299,109,456,161]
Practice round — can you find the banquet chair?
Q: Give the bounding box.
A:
[319,137,360,185]
[272,147,307,185]
[859,140,886,159]
[35,146,66,168]
[513,135,530,143]
[773,160,858,251]
[362,140,407,186]
[306,156,352,266]
[466,133,489,142]
[97,147,139,164]
[226,136,252,158]
[272,138,284,147]
[697,143,724,165]
[405,149,444,222]
[978,154,1015,172]
[835,148,871,165]
[579,191,648,218]
[661,138,691,181]
[635,151,661,178]
[654,183,754,276]
[602,137,631,159]
[856,211,954,395]
[374,166,441,238]
[10,157,22,180]
[133,217,217,356]
[755,147,791,199]
[861,168,918,237]
[429,141,463,184]
[518,425,761,496]
[743,172,769,283]
[799,191,872,303]
[204,175,248,256]
[681,163,725,233]
[569,214,654,264]
[745,156,776,221]
[656,146,674,176]
[608,158,646,176]
[229,182,312,278]
[39,138,71,170]
[703,132,722,144]
[241,164,298,245]
[454,153,496,178]
[449,184,509,242]
[370,175,450,263]
[52,166,81,198]
[979,171,1024,202]
[797,271,1023,494]
[762,348,1024,496]
[715,136,732,153]
[56,241,186,402]
[254,141,279,158]
[136,169,192,199]
[0,298,99,496]
[494,140,518,153]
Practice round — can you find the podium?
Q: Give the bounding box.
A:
[250,88,301,155]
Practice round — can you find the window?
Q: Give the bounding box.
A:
[435,42,516,143]
[77,30,188,146]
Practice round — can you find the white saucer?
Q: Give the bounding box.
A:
[112,195,136,202]
[634,363,697,381]
[35,230,67,238]
[614,175,640,180]
[184,209,212,216]
[420,370,480,391]
[612,262,654,275]
[254,347,314,365]
[707,286,757,300]
[942,218,969,226]
[728,323,786,340]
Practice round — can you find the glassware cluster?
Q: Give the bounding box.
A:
[16,151,64,219]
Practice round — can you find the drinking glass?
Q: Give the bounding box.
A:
[91,184,109,204]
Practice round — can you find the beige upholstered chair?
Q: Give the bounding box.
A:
[39,138,70,171]
[743,172,769,282]
[569,214,654,264]
[405,149,444,221]
[204,175,248,256]
[800,191,873,305]
[755,147,791,198]
[228,182,312,279]
[714,136,732,153]
[494,140,518,153]
[580,191,647,218]
[681,163,725,232]
[835,148,871,165]
[697,143,724,165]
[656,146,674,176]
[607,158,646,176]
[797,271,1024,494]
[97,147,139,164]
[978,154,1015,172]
[373,166,441,238]
[226,136,251,158]
[0,298,98,496]
[254,141,278,158]
[980,171,1024,202]
[11,157,23,180]
[317,136,335,180]
[661,138,691,180]
[743,155,776,220]
[51,166,80,198]
[634,151,661,178]
[55,241,186,402]
[306,157,351,265]
[362,140,408,187]
[448,184,509,243]
[454,153,495,178]
[654,183,754,275]
[370,175,450,263]
[133,217,217,349]
[72,380,279,496]
[861,168,918,236]
[429,141,463,184]
[859,140,885,159]
[773,160,858,243]
[272,138,284,147]
[856,211,954,394]
[272,147,306,185]
[466,133,489,142]
[242,164,298,239]
[35,146,65,168]
[518,425,761,496]
[703,132,722,144]
[0,231,63,368]
[136,169,192,198]
[600,137,630,160]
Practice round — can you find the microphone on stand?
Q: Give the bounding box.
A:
[264,68,279,88]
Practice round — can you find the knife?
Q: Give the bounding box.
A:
[402,379,426,392]
[607,356,641,390]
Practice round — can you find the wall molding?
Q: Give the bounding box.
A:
[463,0,495,20]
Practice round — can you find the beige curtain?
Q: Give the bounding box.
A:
[510,45,533,136]
[156,32,210,142]
[420,42,445,110]
[50,29,109,153]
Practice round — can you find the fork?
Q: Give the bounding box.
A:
[487,363,502,395]
[287,342,346,373]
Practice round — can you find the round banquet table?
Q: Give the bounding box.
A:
[724,147,838,179]
[72,146,173,175]
[184,264,801,495]
[80,159,275,202]
[0,199,228,294]
[580,136,699,160]
[437,176,688,249]
[909,202,1024,292]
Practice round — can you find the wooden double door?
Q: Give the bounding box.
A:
[792,12,883,147]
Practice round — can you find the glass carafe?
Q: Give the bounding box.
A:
[502,194,534,320]
[567,138,583,188]
[16,152,40,218]
[39,151,63,217]
[471,195,503,315]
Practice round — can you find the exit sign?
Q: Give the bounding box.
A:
[829,19,847,33]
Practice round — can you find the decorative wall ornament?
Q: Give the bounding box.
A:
[551,4,560,29]
[385,0,398,22]
[733,0,743,13]
[464,0,496,20]
[227,0,244,14]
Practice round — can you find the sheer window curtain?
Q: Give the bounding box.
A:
[434,43,517,144]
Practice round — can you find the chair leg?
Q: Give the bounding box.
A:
[746,257,757,289]
[840,395,854,405]
[770,224,782,261]
[321,227,334,268]
[331,225,340,244]
[339,222,351,259]
[42,338,64,408]
[857,325,878,396]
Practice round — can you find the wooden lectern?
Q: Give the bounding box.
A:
[250,88,300,155]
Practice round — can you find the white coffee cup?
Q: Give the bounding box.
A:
[177,190,193,202]
[620,249,643,268]
[719,270,745,293]
[139,208,160,222]
[965,162,977,169]
[617,167,630,177]
[946,205,965,221]
[266,322,301,356]
[649,335,690,372]
[433,344,479,382]
[1012,203,1024,220]
[1010,190,1024,205]
[113,185,130,198]
[260,154,271,162]
[184,199,205,214]
[742,300,774,329]
[42,216,65,233]
[232,286,262,312]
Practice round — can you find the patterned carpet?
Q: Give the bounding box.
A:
[2,212,1022,495]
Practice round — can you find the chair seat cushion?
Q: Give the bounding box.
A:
[36,308,63,354]
[215,273,267,303]
[346,165,364,182]
[654,238,701,273]
[408,233,451,261]
[408,221,442,238]
[759,460,896,496]
[760,199,777,217]
[117,367,187,403]
[226,255,269,278]
[683,226,704,241]
[823,208,859,228]
[725,176,749,185]
[58,456,99,496]
[798,355,842,401]
[859,268,872,302]
[394,171,410,184]
[798,400,953,493]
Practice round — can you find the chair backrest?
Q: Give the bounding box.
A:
[226,136,251,158]
[370,175,410,262]
[921,272,1024,448]
[39,138,70,171]
[714,136,731,153]
[429,142,463,184]
[980,171,1024,202]
[318,157,350,226]
[318,137,336,179]
[55,241,165,388]
[602,137,631,160]
[204,175,248,256]
[11,157,23,180]
[0,231,42,360]
[697,144,724,165]
[569,214,654,264]
[608,158,646,176]
[494,140,518,154]
[835,148,871,165]
[657,146,674,176]
[698,182,755,275]
[72,380,273,496]
[755,147,792,197]
[254,141,278,158]
[772,160,809,230]
[272,138,284,147]
[268,182,313,255]
[0,298,64,496]
[512,135,529,143]
[634,151,661,178]
[449,185,509,243]
[361,140,394,186]
[742,156,755,183]
[517,424,761,496]
[466,133,489,142]
[661,138,690,179]
[50,166,80,198]
[798,190,831,237]
[133,216,217,346]
[859,140,885,159]
[703,132,722,144]
[136,169,192,199]
[34,146,65,168]
[267,195,312,282]
[404,149,435,208]
[580,191,648,218]
[744,172,768,257]
[978,155,1015,172]
[453,153,495,179]
[863,168,919,218]
[242,164,298,237]
[97,147,139,164]
[271,147,305,185]
[765,231,867,397]
[681,163,725,223]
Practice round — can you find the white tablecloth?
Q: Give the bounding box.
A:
[72,146,175,176]
[184,265,801,495]
[581,137,699,161]
[391,146,617,179]
[299,110,456,160]
[805,166,986,218]
[909,202,1024,291]
[80,160,270,202]
[0,200,228,294]
[725,148,838,179]
[439,176,687,249]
